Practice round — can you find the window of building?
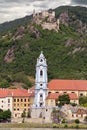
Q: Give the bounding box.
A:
[40,84,42,86]
[72,114,74,117]
[8,104,10,107]
[28,104,30,107]
[8,99,10,103]
[17,104,19,106]
[24,104,26,106]
[40,59,43,62]
[46,109,48,112]
[17,99,19,102]
[14,109,16,111]
[71,92,75,93]
[40,103,43,107]
[40,70,43,76]
[14,104,16,106]
[56,92,59,93]
[21,99,23,102]
[64,92,67,93]
[40,94,43,97]
[24,108,26,111]
[28,99,30,102]
[1,106,3,108]
[2,100,3,103]
[17,108,19,111]
[80,93,83,96]
[15,114,17,117]
[14,99,16,102]
[48,92,51,94]
[76,114,78,117]
[24,99,26,102]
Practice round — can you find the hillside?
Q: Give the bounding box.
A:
[0,6,87,89]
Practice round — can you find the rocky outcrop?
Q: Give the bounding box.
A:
[59,11,69,26]
[65,38,74,47]
[4,46,15,63]
[28,26,41,39]
[12,26,25,40]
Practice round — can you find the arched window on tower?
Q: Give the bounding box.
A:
[40,59,43,62]
[40,70,43,76]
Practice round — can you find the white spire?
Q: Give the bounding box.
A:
[39,51,44,59]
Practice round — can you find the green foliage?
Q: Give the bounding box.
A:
[0,109,11,120]
[64,124,68,128]
[75,119,80,124]
[58,94,70,106]
[0,78,10,88]
[70,103,77,107]
[79,96,87,105]
[12,72,32,89]
[62,119,66,123]
[21,110,26,118]
[84,116,87,122]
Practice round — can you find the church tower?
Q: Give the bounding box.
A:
[33,51,48,108]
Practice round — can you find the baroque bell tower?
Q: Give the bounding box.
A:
[33,51,48,108]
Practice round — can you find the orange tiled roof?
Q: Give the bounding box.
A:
[47,93,78,100]
[0,88,32,98]
[48,79,87,91]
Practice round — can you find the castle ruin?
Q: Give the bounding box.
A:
[33,10,60,32]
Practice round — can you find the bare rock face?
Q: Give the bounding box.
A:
[70,19,87,34]
[4,46,15,63]
[65,38,74,47]
[59,11,69,26]
[28,26,41,39]
[12,26,25,40]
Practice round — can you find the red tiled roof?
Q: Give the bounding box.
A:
[48,79,87,91]
[47,93,78,100]
[0,88,32,98]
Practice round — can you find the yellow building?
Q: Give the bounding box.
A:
[0,88,34,118]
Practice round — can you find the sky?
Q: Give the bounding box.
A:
[0,0,87,24]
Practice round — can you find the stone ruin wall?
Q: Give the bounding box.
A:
[42,21,59,32]
[33,10,60,32]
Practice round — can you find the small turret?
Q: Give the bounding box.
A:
[33,9,35,18]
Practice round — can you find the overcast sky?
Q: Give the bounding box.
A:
[0,0,87,24]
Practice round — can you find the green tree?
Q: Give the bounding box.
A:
[58,94,70,106]
[21,110,26,123]
[21,110,26,118]
[0,109,11,120]
[79,96,87,105]
[3,109,11,120]
[84,116,87,123]
[75,119,80,124]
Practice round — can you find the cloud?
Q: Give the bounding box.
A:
[0,0,87,24]
[72,0,87,5]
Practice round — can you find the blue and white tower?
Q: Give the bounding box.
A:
[33,51,48,107]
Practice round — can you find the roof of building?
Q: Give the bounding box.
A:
[46,92,78,100]
[48,79,87,91]
[0,88,32,98]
